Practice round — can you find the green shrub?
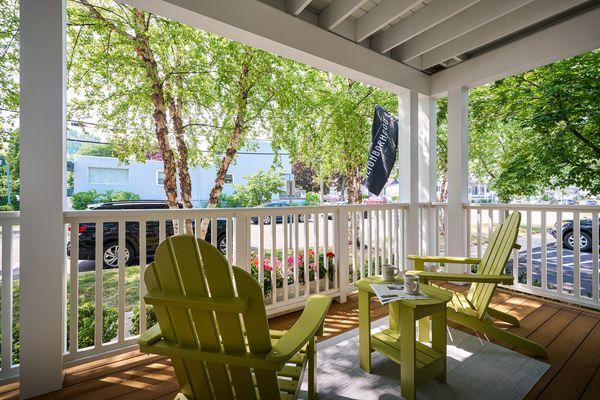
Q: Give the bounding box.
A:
[306,192,320,205]
[129,304,157,336]
[71,189,140,210]
[67,303,119,350]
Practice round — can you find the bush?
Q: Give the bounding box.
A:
[129,304,158,336]
[71,189,140,210]
[68,303,119,349]
[306,192,320,205]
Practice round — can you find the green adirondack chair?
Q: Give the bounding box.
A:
[408,212,548,358]
[138,235,332,399]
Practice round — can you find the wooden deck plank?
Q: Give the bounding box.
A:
[0,289,592,400]
[538,320,600,399]
[524,313,598,399]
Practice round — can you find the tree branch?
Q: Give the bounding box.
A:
[78,0,136,41]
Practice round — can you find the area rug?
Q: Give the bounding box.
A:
[299,317,549,400]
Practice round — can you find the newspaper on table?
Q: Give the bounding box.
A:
[370,283,429,305]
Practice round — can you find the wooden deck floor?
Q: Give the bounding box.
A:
[2,285,599,399]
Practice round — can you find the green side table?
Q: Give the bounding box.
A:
[356,276,453,400]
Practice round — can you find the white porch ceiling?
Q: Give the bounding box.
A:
[124,0,600,95]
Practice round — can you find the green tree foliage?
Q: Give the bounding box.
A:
[219,169,284,208]
[275,73,397,204]
[76,143,116,157]
[436,51,599,201]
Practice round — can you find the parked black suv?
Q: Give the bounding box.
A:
[549,218,598,252]
[68,200,227,268]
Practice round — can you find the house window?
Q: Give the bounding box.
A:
[157,171,165,186]
[88,167,129,185]
[224,174,234,184]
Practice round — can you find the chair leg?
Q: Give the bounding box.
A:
[467,319,548,358]
[308,336,317,400]
[487,308,520,327]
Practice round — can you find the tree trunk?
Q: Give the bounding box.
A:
[132,10,179,210]
[167,90,194,234]
[198,59,252,239]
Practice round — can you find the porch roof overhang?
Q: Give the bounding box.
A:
[123,0,600,96]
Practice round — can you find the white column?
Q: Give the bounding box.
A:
[398,90,419,259]
[418,95,437,255]
[446,87,469,273]
[19,0,66,397]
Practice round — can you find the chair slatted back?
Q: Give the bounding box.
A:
[467,212,521,319]
[144,235,278,399]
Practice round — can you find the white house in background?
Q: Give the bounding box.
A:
[73,140,292,207]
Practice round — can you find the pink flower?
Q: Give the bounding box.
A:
[287,256,295,265]
[263,259,273,271]
[309,263,318,271]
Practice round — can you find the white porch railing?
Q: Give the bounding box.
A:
[62,203,409,366]
[2,201,598,377]
[0,212,20,381]
[423,203,600,309]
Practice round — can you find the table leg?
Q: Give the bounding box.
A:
[400,304,416,400]
[431,307,447,383]
[359,289,372,373]
[389,301,401,333]
[418,317,430,343]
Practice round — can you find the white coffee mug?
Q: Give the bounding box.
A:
[382,264,400,282]
[404,273,419,295]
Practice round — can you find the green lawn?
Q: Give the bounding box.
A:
[74,266,142,312]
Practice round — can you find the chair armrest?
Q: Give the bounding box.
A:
[407,255,481,271]
[408,270,514,285]
[138,323,163,347]
[266,295,331,363]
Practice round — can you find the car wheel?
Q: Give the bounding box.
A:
[263,216,271,225]
[103,241,134,268]
[298,215,305,223]
[564,231,592,252]
[217,234,227,255]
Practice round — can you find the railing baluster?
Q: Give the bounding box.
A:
[271,214,277,304]
[314,212,319,294]
[304,212,309,297]
[69,222,79,353]
[592,212,598,303]
[351,211,357,284]
[573,211,580,298]
[324,211,330,291]
[477,208,482,258]
[541,212,547,291]
[117,221,126,344]
[368,210,373,276]
[375,209,380,275]
[94,220,103,346]
[139,220,147,334]
[360,209,365,278]
[466,207,472,257]
[557,211,563,294]
[258,217,264,291]
[294,214,299,298]
[526,210,532,288]
[387,208,393,264]
[226,217,233,265]
[2,223,13,371]
[282,213,289,302]
[382,208,387,263]
[393,208,399,270]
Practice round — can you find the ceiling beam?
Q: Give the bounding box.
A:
[394,0,535,62]
[318,0,369,30]
[370,0,479,53]
[420,0,589,70]
[355,0,420,42]
[429,6,600,96]
[121,0,430,94]
[286,0,312,16]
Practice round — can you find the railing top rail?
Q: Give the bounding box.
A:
[463,203,600,211]
[62,202,410,221]
[0,211,21,220]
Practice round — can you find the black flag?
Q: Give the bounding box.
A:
[365,105,398,195]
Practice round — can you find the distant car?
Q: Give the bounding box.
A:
[250,201,307,224]
[67,200,226,268]
[363,195,389,204]
[580,199,598,206]
[549,218,598,252]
